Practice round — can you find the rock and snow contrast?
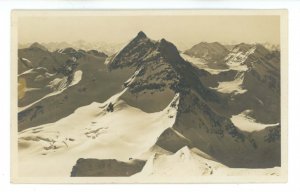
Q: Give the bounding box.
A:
[17,32,281,179]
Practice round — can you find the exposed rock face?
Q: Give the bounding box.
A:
[71,158,145,177]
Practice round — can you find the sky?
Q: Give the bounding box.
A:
[17,12,280,50]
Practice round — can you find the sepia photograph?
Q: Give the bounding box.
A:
[11,10,288,183]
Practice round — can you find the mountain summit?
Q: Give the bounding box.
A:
[137,31,147,38]
[29,42,48,51]
[184,42,229,69]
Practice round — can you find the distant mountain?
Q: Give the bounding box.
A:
[262,42,280,51]
[184,42,229,69]
[86,49,107,58]
[18,42,68,74]
[41,42,74,52]
[223,44,236,51]
[29,42,48,51]
[19,41,124,56]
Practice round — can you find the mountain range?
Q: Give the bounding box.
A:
[17,31,281,177]
[18,40,124,56]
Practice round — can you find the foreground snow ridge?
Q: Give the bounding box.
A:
[134,146,224,177]
[133,146,280,179]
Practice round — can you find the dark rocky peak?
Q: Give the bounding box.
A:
[211,41,224,46]
[60,47,86,60]
[78,49,87,53]
[107,32,155,69]
[254,43,271,55]
[129,31,149,46]
[231,43,273,63]
[189,42,228,51]
[29,42,48,51]
[128,31,148,46]
[137,31,147,39]
[108,33,200,81]
[234,43,274,66]
[157,38,184,63]
[155,39,220,102]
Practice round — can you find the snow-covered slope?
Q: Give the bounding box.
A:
[18,91,179,177]
[135,146,224,177]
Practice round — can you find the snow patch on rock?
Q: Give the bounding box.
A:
[181,53,230,75]
[231,110,280,132]
[70,70,82,86]
[211,71,247,95]
[21,57,31,63]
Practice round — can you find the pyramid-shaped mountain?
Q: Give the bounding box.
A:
[106,32,280,168]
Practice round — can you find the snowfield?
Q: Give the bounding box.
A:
[210,71,247,95]
[181,53,231,75]
[18,92,180,177]
[18,92,280,177]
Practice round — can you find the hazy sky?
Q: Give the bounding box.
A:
[18,13,280,50]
